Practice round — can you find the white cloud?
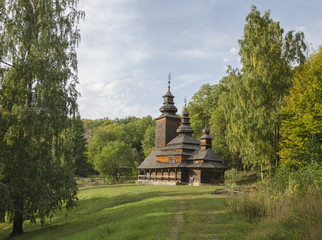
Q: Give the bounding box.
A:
[230,47,237,54]
[74,0,322,120]
[296,26,306,32]
[174,73,213,90]
[77,0,154,119]
[170,29,231,61]
[176,49,213,59]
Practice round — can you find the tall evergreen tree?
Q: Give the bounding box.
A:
[0,0,84,235]
[68,116,91,177]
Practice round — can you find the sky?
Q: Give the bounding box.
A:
[77,0,322,120]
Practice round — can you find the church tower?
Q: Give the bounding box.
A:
[155,74,181,148]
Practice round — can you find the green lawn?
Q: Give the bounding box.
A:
[0,184,255,240]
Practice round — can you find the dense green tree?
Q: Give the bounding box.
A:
[82,118,112,142]
[87,123,119,162]
[91,141,136,182]
[226,6,306,172]
[118,122,143,151]
[217,73,246,170]
[117,116,154,153]
[279,47,322,166]
[115,116,139,125]
[0,0,83,235]
[187,84,217,138]
[141,125,156,158]
[208,76,232,163]
[87,116,155,179]
[187,75,243,168]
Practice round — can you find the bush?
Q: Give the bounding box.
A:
[270,161,322,196]
[225,168,238,180]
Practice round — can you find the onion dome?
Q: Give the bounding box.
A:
[200,124,212,150]
[156,73,180,120]
[176,107,194,134]
[159,80,178,114]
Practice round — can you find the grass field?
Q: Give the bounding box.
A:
[0,183,256,240]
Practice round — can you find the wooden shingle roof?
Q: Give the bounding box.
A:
[188,149,224,162]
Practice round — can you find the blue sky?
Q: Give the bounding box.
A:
[77,0,322,120]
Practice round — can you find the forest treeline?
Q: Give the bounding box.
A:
[77,116,156,181]
[78,6,321,182]
[187,6,321,177]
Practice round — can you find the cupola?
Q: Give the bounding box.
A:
[159,80,178,115]
[176,106,194,135]
[200,124,212,150]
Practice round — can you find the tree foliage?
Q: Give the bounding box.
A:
[87,123,119,161]
[187,6,307,173]
[117,116,155,153]
[86,116,155,179]
[279,47,322,166]
[0,0,83,235]
[141,125,156,158]
[187,83,217,138]
[90,140,137,182]
[85,116,155,157]
[67,115,92,177]
[187,74,242,168]
[226,5,306,168]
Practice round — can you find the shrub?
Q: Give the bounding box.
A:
[225,168,238,180]
[270,161,322,196]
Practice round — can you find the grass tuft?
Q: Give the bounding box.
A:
[226,189,269,222]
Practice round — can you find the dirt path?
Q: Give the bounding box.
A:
[170,201,185,239]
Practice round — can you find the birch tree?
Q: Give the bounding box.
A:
[0,0,84,235]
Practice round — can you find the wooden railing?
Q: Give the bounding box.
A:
[138,175,147,180]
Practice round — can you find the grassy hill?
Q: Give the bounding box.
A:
[0,183,253,240]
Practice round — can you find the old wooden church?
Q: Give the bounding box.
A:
[137,80,227,185]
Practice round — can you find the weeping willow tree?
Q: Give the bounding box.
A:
[0,0,84,235]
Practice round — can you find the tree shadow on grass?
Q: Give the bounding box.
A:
[6,190,215,240]
[77,190,208,216]
[234,173,260,185]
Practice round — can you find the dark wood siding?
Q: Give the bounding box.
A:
[201,170,211,184]
[155,118,166,148]
[165,118,181,145]
[155,117,180,148]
